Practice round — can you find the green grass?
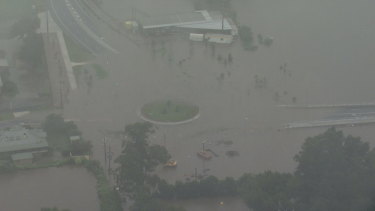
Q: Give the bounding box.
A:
[92,64,108,79]
[64,34,94,63]
[141,100,199,122]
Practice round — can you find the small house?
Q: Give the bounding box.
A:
[11,152,33,165]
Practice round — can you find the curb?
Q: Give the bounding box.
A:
[137,109,200,125]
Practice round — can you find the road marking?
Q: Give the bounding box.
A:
[70,0,119,53]
[64,118,113,123]
[49,0,97,55]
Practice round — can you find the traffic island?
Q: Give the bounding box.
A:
[139,100,200,125]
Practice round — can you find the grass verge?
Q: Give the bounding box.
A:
[142,100,199,122]
[92,64,108,79]
[64,34,94,63]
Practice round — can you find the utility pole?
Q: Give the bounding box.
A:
[46,11,49,38]
[58,64,64,109]
[103,137,107,164]
[108,142,112,175]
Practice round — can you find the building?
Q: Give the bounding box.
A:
[11,152,34,165]
[138,10,238,36]
[0,125,49,163]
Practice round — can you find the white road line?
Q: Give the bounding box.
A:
[49,0,97,55]
[70,0,119,53]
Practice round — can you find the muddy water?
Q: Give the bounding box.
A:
[52,0,375,210]
[0,167,99,211]
[62,0,375,178]
[62,0,375,203]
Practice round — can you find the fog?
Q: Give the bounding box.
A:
[2,0,375,210]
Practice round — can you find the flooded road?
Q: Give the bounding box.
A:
[61,0,375,183]
[0,167,99,211]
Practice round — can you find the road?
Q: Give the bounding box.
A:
[48,0,117,55]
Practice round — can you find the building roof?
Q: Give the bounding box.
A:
[140,10,232,31]
[0,125,48,153]
[11,152,33,161]
[178,19,231,30]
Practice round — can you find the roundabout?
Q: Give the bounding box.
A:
[139,100,200,125]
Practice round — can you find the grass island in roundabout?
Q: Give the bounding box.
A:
[140,100,200,125]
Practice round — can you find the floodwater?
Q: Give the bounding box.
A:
[65,0,375,178]
[57,0,375,209]
[0,167,99,211]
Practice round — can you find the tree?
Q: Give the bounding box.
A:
[9,14,40,39]
[1,79,18,99]
[43,114,86,154]
[43,114,80,138]
[294,128,374,211]
[148,145,170,169]
[10,13,44,72]
[157,176,238,200]
[17,32,44,70]
[83,160,122,211]
[238,172,295,211]
[116,122,170,194]
[239,26,256,51]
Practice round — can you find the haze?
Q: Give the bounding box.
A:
[1,0,375,210]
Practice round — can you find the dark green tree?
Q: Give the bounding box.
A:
[239,26,255,51]
[116,122,170,194]
[43,114,80,138]
[294,128,374,211]
[238,171,295,211]
[10,13,44,72]
[17,32,44,70]
[83,160,122,211]
[158,176,238,199]
[1,79,18,99]
[9,14,40,39]
[43,114,88,155]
